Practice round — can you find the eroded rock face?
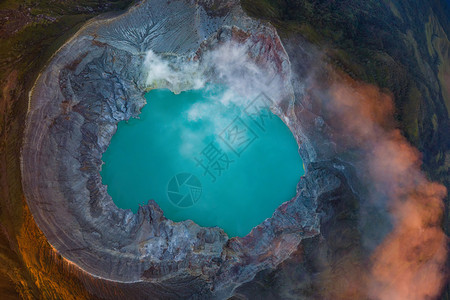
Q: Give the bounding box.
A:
[21,0,348,298]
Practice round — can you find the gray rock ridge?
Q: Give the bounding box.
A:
[20,0,347,298]
[229,35,367,300]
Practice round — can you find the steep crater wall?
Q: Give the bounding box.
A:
[21,0,347,298]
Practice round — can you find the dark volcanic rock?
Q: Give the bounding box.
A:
[20,0,362,298]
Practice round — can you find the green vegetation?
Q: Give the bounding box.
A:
[0,0,448,298]
[0,1,132,298]
[242,0,450,203]
[241,1,450,298]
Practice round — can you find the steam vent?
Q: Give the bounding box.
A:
[17,0,448,299]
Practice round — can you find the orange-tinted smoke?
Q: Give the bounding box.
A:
[324,73,448,300]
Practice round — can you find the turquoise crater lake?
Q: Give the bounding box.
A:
[101,86,304,237]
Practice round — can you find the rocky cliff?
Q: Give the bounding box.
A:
[9,0,447,299]
[20,0,345,298]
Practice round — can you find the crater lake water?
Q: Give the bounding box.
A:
[100,86,304,237]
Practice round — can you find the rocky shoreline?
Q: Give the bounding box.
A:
[21,0,355,298]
